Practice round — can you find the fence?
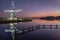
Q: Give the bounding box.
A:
[17,24,59,35]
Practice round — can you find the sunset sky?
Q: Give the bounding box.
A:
[0,0,60,18]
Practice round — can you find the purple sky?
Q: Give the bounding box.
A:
[0,0,60,18]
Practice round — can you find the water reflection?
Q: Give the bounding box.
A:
[16,19,60,40]
[0,19,60,40]
[33,19,60,25]
[9,23,17,40]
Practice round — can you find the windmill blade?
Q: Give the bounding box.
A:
[4,9,22,13]
[15,9,23,12]
[4,10,15,13]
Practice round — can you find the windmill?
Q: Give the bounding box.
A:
[4,0,22,20]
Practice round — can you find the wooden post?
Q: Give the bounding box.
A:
[28,28,30,32]
[43,25,45,29]
[56,25,58,29]
[22,29,24,34]
[50,25,52,29]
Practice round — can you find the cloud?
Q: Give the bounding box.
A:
[52,0,60,4]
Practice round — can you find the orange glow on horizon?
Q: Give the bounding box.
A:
[17,12,60,17]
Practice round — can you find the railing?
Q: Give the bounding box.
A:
[16,25,59,35]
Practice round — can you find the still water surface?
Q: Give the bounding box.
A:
[0,19,60,40]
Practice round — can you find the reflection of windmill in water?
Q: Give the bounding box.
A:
[4,0,22,20]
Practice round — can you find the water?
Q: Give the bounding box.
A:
[0,19,60,40]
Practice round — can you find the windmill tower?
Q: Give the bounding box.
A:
[4,0,22,20]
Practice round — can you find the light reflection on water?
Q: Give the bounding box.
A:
[0,19,60,40]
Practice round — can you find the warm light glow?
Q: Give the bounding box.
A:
[8,18,17,20]
[10,23,13,26]
[9,17,13,20]
[19,19,23,20]
[14,18,17,20]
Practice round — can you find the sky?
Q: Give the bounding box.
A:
[0,0,60,18]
